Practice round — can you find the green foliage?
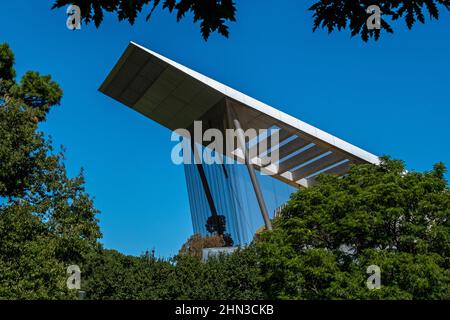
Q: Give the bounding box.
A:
[171,249,263,300]
[83,250,174,300]
[0,43,63,198]
[0,43,16,95]
[178,233,227,258]
[0,205,68,299]
[0,43,101,299]
[255,157,450,299]
[205,215,234,246]
[84,248,263,300]
[11,71,62,118]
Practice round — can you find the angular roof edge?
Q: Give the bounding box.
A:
[100,42,380,168]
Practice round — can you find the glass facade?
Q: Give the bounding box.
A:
[184,153,296,245]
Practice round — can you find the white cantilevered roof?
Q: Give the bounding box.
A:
[99,42,379,188]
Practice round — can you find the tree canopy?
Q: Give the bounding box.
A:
[51,0,450,41]
[255,157,450,299]
[52,0,237,40]
[310,0,450,41]
[83,247,263,300]
[0,43,101,299]
[80,157,450,300]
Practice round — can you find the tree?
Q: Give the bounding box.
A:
[171,249,264,300]
[310,0,450,41]
[82,246,263,300]
[52,0,237,40]
[205,214,234,246]
[0,43,101,299]
[82,249,175,300]
[179,233,227,258]
[254,157,450,299]
[51,0,450,41]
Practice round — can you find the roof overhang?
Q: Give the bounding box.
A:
[100,42,380,188]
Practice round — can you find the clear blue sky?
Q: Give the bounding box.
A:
[1,1,449,257]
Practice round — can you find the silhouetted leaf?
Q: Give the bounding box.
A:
[51,0,237,40]
[309,0,450,41]
[51,0,449,41]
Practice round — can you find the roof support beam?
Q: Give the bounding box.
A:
[306,160,350,187]
[274,136,310,161]
[278,144,328,174]
[227,102,273,231]
[292,152,346,181]
[248,129,292,160]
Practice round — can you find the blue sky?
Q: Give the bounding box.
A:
[1,1,449,257]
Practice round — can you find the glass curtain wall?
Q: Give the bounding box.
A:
[184,153,295,245]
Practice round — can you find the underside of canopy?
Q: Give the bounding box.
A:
[100,42,379,189]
